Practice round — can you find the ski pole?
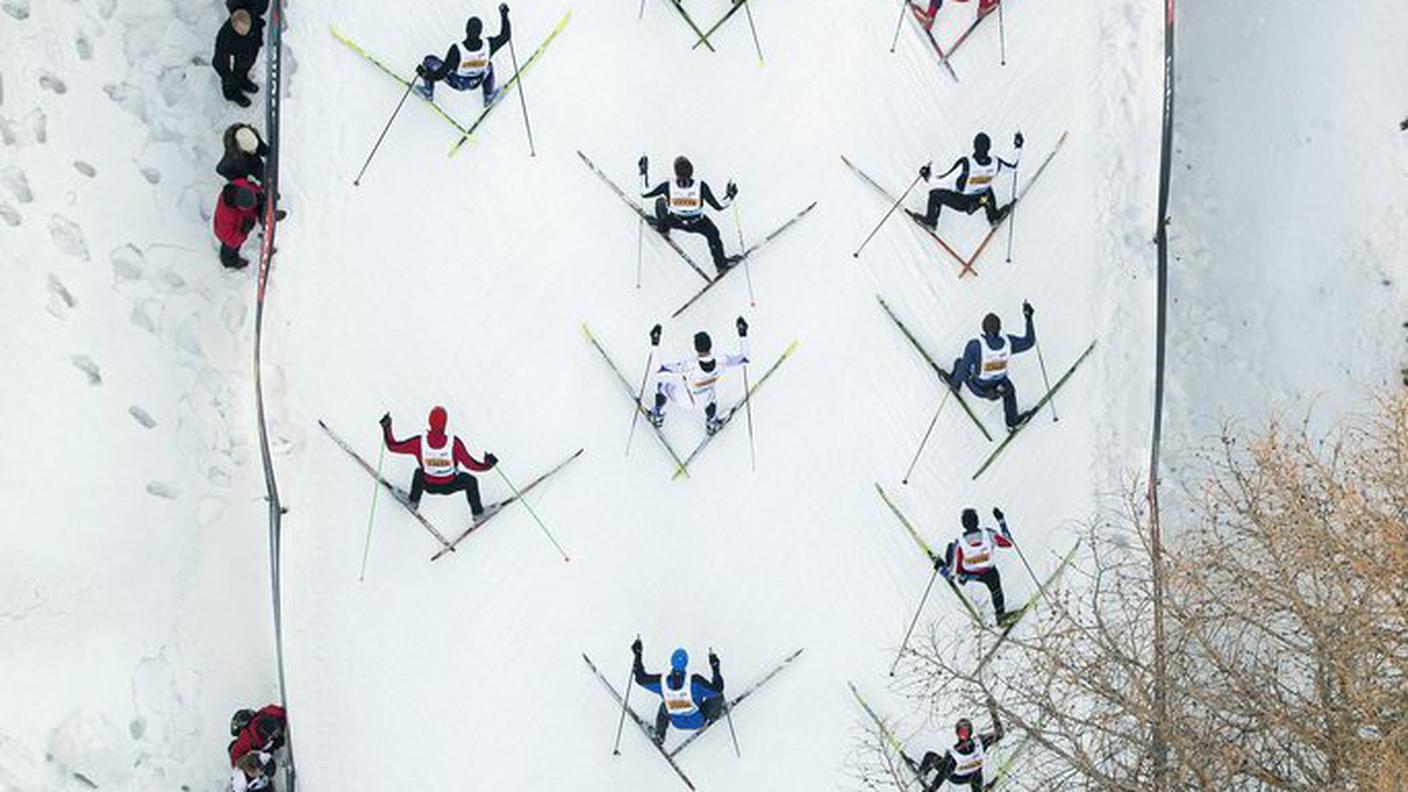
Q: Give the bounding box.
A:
[494,465,570,561]
[505,29,536,157]
[1005,157,1019,262]
[854,171,924,258]
[627,324,662,456]
[358,437,386,582]
[637,164,649,289]
[889,0,908,53]
[711,647,742,757]
[353,78,416,186]
[997,0,1007,66]
[738,318,756,472]
[613,636,639,755]
[901,386,951,485]
[1032,325,1057,422]
[741,0,765,67]
[637,0,646,19]
[890,565,940,676]
[732,202,756,307]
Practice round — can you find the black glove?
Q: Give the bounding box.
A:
[638,155,648,177]
[736,316,748,337]
[499,3,510,14]
[379,412,392,428]
[649,323,662,346]
[1014,131,1025,148]
[415,63,429,78]
[484,452,498,467]
[919,163,931,181]
[240,217,256,233]
[708,651,720,669]
[1022,300,1034,319]
[992,507,1005,522]
[725,181,738,199]
[631,637,643,656]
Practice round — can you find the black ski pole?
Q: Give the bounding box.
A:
[741,0,765,67]
[890,565,940,676]
[505,23,536,157]
[1005,155,1019,262]
[638,0,646,19]
[353,78,415,186]
[711,647,741,757]
[613,636,639,755]
[1028,306,1057,421]
[627,324,662,456]
[732,202,756,306]
[737,317,756,472]
[637,161,650,289]
[888,0,908,53]
[902,386,951,485]
[853,170,924,258]
[997,0,1007,66]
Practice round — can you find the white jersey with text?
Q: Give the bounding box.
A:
[947,738,987,777]
[957,530,999,574]
[421,435,458,479]
[454,38,490,81]
[660,673,699,717]
[962,156,1001,195]
[668,179,704,218]
[976,335,1011,383]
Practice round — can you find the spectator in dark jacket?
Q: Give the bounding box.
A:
[225,0,269,14]
[217,123,268,182]
[213,9,264,107]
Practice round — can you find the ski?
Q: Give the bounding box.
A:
[331,26,473,136]
[580,322,692,477]
[973,540,1079,673]
[847,682,927,782]
[666,0,716,52]
[670,340,800,479]
[669,201,818,318]
[874,482,983,626]
[577,150,713,283]
[669,647,805,757]
[988,730,1033,788]
[448,11,572,156]
[429,448,584,561]
[690,0,748,50]
[841,155,969,272]
[935,1,1001,71]
[876,295,994,442]
[958,130,1069,277]
[581,653,697,790]
[318,419,456,552]
[906,3,960,82]
[970,338,1095,480]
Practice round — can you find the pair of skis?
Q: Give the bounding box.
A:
[583,647,804,789]
[844,131,1067,277]
[581,323,798,478]
[331,11,570,158]
[319,420,579,560]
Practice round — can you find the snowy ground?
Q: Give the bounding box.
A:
[3,0,1403,791]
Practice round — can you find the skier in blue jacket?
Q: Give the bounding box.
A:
[949,301,1037,431]
[632,639,725,744]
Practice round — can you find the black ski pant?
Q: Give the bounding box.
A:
[924,187,1001,225]
[653,198,728,272]
[957,373,1021,428]
[409,470,484,516]
[943,544,1007,618]
[918,751,982,792]
[654,697,724,740]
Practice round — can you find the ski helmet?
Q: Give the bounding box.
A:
[671,648,689,671]
[961,508,979,533]
[981,312,1001,337]
[693,331,713,355]
[465,16,483,40]
[230,709,256,737]
[972,133,991,155]
[673,156,694,181]
[428,405,448,431]
[234,126,259,154]
[955,718,974,741]
[228,184,257,210]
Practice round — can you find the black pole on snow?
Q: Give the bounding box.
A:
[1031,314,1058,422]
[889,0,907,53]
[353,78,415,186]
[997,0,1007,66]
[854,171,924,258]
[627,325,662,456]
[890,566,940,676]
[712,647,742,757]
[613,636,639,755]
[902,386,951,485]
[741,0,765,66]
[1005,155,1019,262]
[505,31,537,156]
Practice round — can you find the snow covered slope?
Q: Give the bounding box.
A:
[268,1,1162,789]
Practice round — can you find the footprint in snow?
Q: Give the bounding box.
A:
[1,0,28,20]
[128,405,156,429]
[38,73,67,95]
[139,166,160,184]
[30,108,45,143]
[71,355,101,385]
[1,70,6,107]
[48,214,90,260]
[47,273,77,318]
[0,201,18,227]
[1,165,33,202]
[73,161,96,177]
[109,243,144,282]
[146,482,177,500]
[76,34,93,61]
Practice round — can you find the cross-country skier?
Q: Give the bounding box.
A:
[639,154,741,276]
[917,696,1004,791]
[947,301,1036,431]
[414,3,512,105]
[379,407,498,521]
[648,317,750,434]
[937,508,1017,626]
[908,131,1022,229]
[911,0,1001,31]
[631,638,726,745]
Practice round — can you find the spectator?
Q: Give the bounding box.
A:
[228,704,287,764]
[229,750,275,792]
[213,178,284,269]
[217,123,268,182]
[213,9,264,107]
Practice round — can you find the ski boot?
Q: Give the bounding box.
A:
[414,81,434,101]
[705,414,725,435]
[646,406,665,428]
[482,84,501,106]
[906,209,936,230]
[989,202,1012,227]
[996,609,1021,629]
[1007,409,1035,433]
[716,254,742,274]
[936,562,954,582]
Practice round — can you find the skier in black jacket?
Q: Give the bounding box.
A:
[415,4,512,105]
[213,9,265,107]
[639,154,740,275]
[908,131,1022,229]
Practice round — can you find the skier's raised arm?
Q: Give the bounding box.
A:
[451,437,496,473]
[700,180,736,211]
[487,4,512,55]
[379,412,420,455]
[997,131,1024,170]
[1007,301,1036,354]
[631,638,663,692]
[719,317,751,367]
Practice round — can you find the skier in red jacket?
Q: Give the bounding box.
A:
[380,406,498,519]
[913,0,1000,31]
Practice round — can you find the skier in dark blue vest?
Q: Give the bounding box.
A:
[948,301,1037,431]
[414,4,512,105]
[631,639,725,745]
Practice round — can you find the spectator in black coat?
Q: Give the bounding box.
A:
[217,123,268,182]
[213,9,264,107]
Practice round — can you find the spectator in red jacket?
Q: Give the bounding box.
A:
[380,406,498,519]
[228,704,286,764]
[213,178,284,269]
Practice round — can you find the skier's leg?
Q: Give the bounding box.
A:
[417,56,444,98]
[980,189,1009,225]
[982,567,1006,617]
[700,696,724,724]
[995,379,1021,427]
[408,469,427,508]
[479,63,498,104]
[696,216,731,272]
[705,399,722,433]
[457,473,485,517]
[650,198,671,236]
[654,703,670,744]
